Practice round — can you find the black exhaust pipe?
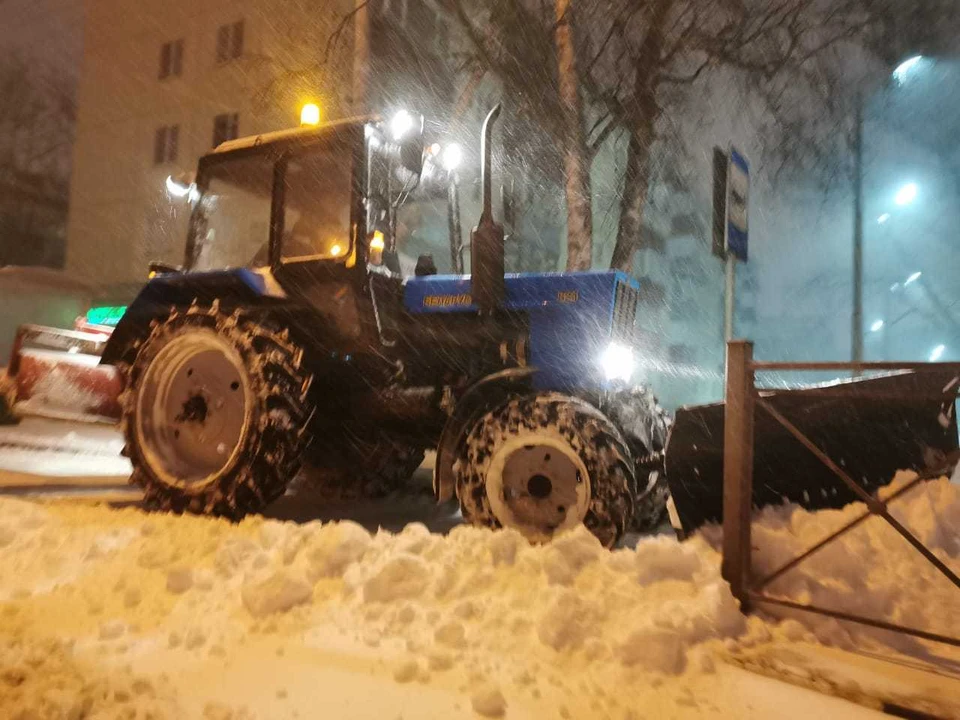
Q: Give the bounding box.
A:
[471,104,505,314]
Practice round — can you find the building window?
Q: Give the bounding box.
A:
[154,125,179,164]
[216,20,244,63]
[212,113,239,148]
[159,39,184,79]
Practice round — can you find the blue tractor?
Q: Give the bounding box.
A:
[100,107,958,547]
[101,107,669,547]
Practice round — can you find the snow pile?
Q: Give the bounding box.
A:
[704,471,960,654]
[0,496,769,719]
[0,636,181,719]
[1,473,957,717]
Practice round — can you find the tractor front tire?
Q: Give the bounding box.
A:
[454,393,635,547]
[120,303,313,519]
[602,386,672,533]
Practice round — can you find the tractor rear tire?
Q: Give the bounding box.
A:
[297,432,426,499]
[602,385,672,533]
[454,393,635,548]
[120,303,313,519]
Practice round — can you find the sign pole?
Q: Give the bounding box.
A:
[724,254,736,342]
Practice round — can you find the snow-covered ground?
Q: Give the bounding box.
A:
[1,471,958,718]
[0,416,133,506]
[0,417,129,479]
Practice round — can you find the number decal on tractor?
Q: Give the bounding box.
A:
[557,290,579,303]
[423,294,472,308]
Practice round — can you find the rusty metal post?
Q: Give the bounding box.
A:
[722,340,755,608]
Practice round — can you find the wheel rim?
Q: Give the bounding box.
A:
[135,328,252,489]
[485,433,591,542]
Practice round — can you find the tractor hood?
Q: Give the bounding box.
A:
[404,271,639,390]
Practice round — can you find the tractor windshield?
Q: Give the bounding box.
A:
[187,129,358,271]
[191,153,274,271]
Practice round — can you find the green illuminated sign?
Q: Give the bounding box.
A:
[86,305,127,327]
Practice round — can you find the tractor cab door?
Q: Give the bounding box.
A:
[184,120,424,355]
[270,133,370,349]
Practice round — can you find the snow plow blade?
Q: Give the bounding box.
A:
[665,370,959,535]
[3,324,122,423]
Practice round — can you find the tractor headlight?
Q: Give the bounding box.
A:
[600,342,634,382]
[390,110,415,140]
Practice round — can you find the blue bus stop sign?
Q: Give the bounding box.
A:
[726,149,749,262]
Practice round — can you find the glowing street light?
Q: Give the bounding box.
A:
[905,271,922,286]
[870,319,884,332]
[852,54,928,368]
[877,213,891,224]
[892,55,924,84]
[929,344,946,362]
[894,182,918,206]
[300,103,321,127]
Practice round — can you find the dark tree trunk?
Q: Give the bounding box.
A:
[556,0,593,270]
[609,112,655,271]
[608,0,672,272]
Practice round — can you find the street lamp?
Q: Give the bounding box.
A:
[870,319,884,332]
[893,55,925,84]
[851,54,930,368]
[930,344,946,362]
[894,182,918,206]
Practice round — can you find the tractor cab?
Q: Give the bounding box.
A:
[185,115,424,279]
[161,115,428,352]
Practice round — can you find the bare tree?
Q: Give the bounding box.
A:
[439,0,900,270]
[309,0,954,277]
[585,0,884,270]
[0,55,75,267]
[554,0,592,269]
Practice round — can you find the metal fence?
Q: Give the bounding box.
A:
[720,340,960,648]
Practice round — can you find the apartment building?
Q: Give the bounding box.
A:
[66,0,354,286]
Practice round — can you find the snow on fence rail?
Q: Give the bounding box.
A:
[721,341,960,648]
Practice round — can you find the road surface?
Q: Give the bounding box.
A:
[0,416,463,531]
